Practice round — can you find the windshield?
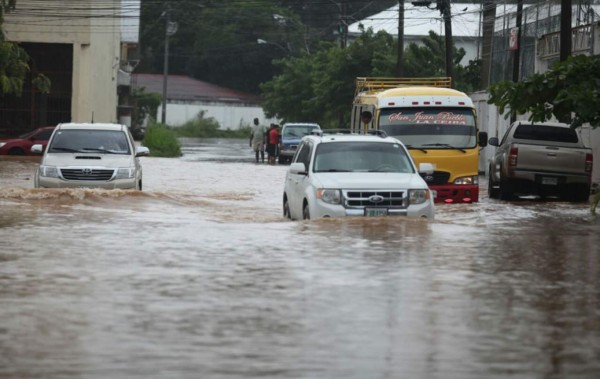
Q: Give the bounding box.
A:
[283,125,319,138]
[379,108,477,149]
[313,142,414,173]
[513,124,578,143]
[18,129,37,139]
[48,130,131,154]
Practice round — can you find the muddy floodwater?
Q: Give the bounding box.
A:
[1,138,599,379]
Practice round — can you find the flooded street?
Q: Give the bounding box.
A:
[1,138,599,379]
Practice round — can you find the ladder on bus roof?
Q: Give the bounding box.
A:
[354,77,452,97]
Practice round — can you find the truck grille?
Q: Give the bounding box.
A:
[420,171,450,185]
[344,190,406,208]
[60,168,115,181]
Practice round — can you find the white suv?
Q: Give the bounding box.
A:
[283,131,435,219]
[32,123,149,190]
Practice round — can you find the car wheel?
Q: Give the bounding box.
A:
[563,183,590,202]
[302,202,310,220]
[499,179,514,201]
[488,169,500,199]
[283,196,291,219]
[8,148,25,155]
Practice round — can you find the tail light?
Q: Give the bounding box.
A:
[585,153,593,174]
[508,144,518,173]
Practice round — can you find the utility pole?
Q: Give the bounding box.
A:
[397,1,404,77]
[161,5,177,125]
[438,0,453,83]
[339,1,348,49]
[510,0,523,123]
[560,0,572,61]
[480,0,496,89]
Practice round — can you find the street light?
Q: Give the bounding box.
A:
[270,13,311,54]
[257,38,290,54]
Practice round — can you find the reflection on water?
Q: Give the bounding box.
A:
[1,141,600,379]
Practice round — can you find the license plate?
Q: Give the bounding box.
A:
[365,207,388,217]
[541,177,558,185]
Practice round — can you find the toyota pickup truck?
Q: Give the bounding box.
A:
[488,121,593,201]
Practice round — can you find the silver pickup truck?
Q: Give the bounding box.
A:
[488,121,593,201]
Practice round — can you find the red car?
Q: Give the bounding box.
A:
[0,126,56,155]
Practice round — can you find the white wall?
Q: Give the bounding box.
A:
[158,101,278,130]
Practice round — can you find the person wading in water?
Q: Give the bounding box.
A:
[249,118,266,163]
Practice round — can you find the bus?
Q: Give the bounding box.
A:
[351,77,488,203]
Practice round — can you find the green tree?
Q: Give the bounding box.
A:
[403,30,479,92]
[0,0,26,95]
[260,28,479,127]
[1,0,50,96]
[130,87,161,127]
[261,29,397,128]
[488,55,600,128]
[139,0,306,94]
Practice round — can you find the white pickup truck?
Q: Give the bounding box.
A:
[488,121,593,201]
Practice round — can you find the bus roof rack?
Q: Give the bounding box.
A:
[355,77,452,97]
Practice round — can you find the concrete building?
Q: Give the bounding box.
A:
[132,74,275,130]
[1,0,138,134]
[471,1,600,185]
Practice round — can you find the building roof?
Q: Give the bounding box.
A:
[132,74,262,104]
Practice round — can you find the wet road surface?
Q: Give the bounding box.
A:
[1,138,599,379]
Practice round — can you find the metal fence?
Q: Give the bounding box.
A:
[490,0,599,84]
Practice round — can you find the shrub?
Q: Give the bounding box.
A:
[143,123,182,157]
[173,111,253,138]
[176,111,220,138]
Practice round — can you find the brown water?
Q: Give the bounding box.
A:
[1,139,599,379]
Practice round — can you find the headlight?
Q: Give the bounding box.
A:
[116,168,134,179]
[39,165,58,178]
[316,189,341,204]
[0,142,6,148]
[409,189,430,204]
[454,176,478,185]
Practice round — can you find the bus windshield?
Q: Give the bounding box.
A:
[379,108,477,149]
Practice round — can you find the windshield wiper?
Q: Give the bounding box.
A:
[50,147,82,153]
[422,143,466,153]
[81,148,121,154]
[405,145,428,153]
[317,169,352,172]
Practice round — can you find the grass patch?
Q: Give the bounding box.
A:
[143,123,182,157]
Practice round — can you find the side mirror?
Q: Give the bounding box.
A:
[136,146,150,157]
[418,162,435,175]
[289,162,307,175]
[488,137,499,147]
[478,131,488,147]
[31,144,44,154]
